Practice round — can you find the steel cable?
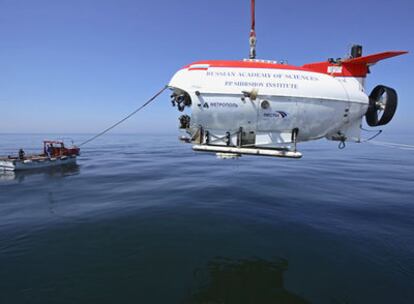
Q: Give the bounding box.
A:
[78,85,168,147]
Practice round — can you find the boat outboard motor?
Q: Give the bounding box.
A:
[365,85,398,126]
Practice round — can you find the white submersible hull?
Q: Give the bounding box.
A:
[169,50,406,157]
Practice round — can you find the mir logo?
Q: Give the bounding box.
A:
[263,111,288,118]
[276,111,288,118]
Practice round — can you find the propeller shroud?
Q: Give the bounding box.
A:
[366,85,398,127]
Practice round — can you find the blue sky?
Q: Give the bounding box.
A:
[0,0,412,134]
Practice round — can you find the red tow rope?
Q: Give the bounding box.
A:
[249,0,257,59]
[250,0,255,33]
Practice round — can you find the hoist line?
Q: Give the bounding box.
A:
[250,0,255,33]
[78,85,168,147]
[249,0,257,59]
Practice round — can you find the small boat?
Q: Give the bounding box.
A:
[0,140,80,171]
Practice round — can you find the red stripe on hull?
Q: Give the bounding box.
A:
[188,67,209,71]
[184,60,308,72]
[183,51,407,78]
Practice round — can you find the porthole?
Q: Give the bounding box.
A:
[261,100,270,109]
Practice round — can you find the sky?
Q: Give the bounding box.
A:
[0,0,413,134]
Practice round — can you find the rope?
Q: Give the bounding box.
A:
[78,85,168,147]
[251,0,255,33]
[360,126,383,142]
[359,126,414,151]
[363,130,382,142]
[249,0,257,59]
[366,140,414,151]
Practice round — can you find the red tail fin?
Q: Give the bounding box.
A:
[302,51,408,77]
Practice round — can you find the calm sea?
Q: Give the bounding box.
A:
[0,133,413,303]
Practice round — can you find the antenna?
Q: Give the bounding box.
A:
[249,0,257,59]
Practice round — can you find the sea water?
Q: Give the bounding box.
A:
[0,132,413,303]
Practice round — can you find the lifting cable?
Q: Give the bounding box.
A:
[78,85,168,147]
[249,0,257,59]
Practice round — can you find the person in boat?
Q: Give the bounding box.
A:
[18,149,25,160]
[46,144,52,158]
[50,144,55,156]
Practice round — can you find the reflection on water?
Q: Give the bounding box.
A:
[0,164,80,182]
[1,134,413,303]
[186,257,309,304]
[0,171,17,182]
